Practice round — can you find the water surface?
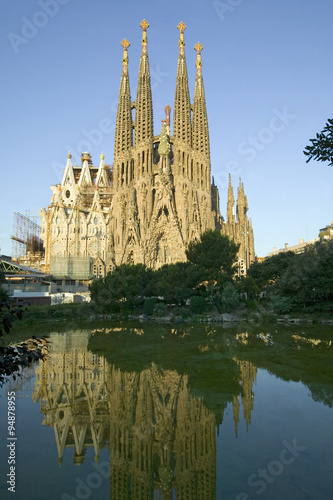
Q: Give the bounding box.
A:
[0,322,332,500]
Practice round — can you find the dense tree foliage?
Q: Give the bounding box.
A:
[90,264,154,313]
[248,240,333,312]
[90,231,240,314]
[0,288,24,337]
[90,233,333,316]
[0,288,47,385]
[304,116,333,166]
[186,230,239,279]
[273,240,333,306]
[153,262,206,305]
[247,251,296,290]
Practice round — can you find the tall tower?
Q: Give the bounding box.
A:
[173,22,192,151]
[192,43,210,169]
[222,177,255,275]
[134,20,154,236]
[172,23,195,243]
[113,39,133,190]
[191,42,213,233]
[111,38,136,264]
[134,19,154,178]
[237,177,255,273]
[225,173,236,241]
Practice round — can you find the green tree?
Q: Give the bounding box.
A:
[236,275,260,300]
[153,262,198,305]
[185,231,240,312]
[186,230,239,279]
[273,240,333,308]
[247,251,296,291]
[189,295,207,314]
[90,264,153,312]
[0,289,47,385]
[304,116,333,166]
[221,282,240,312]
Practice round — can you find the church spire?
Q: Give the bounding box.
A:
[227,174,235,225]
[236,177,248,224]
[192,42,210,161]
[114,39,134,189]
[114,39,133,158]
[173,22,192,145]
[61,151,75,187]
[134,19,153,148]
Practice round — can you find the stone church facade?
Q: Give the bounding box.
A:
[40,21,255,279]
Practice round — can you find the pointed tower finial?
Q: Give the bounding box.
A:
[177,21,186,34]
[121,38,130,75]
[100,152,105,160]
[177,21,186,49]
[194,42,203,77]
[140,19,149,55]
[140,19,149,38]
[62,150,75,187]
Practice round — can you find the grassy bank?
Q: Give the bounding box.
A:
[15,299,333,327]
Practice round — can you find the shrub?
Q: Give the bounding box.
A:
[269,295,294,314]
[189,295,206,314]
[221,282,240,312]
[153,303,168,317]
[143,298,156,316]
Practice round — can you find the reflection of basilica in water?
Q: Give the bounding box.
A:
[32,330,257,499]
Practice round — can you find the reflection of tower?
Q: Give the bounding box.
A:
[174,375,216,500]
[33,331,111,465]
[32,330,217,498]
[107,363,217,500]
[232,358,257,435]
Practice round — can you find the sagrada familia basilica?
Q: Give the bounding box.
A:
[40,21,255,279]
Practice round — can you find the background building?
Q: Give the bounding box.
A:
[40,21,255,280]
[319,220,333,241]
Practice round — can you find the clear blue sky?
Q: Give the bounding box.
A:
[1,0,333,257]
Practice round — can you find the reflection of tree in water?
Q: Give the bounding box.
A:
[32,330,257,499]
[232,358,257,436]
[233,327,333,408]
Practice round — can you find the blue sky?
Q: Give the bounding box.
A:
[1,0,333,258]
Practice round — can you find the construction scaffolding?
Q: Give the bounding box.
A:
[11,211,44,259]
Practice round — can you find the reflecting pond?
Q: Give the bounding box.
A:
[0,322,332,500]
